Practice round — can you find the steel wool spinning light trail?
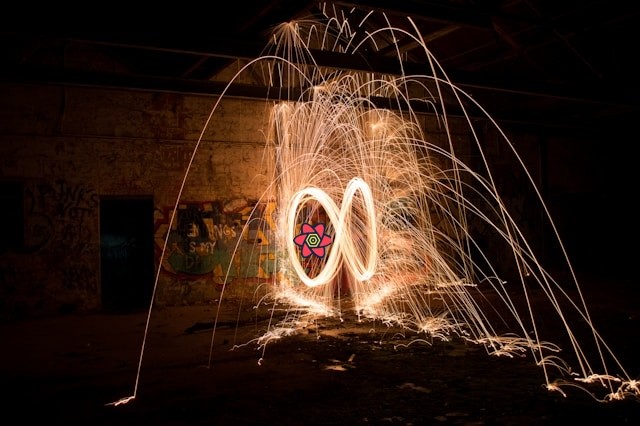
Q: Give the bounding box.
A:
[285,177,377,287]
[110,3,639,406]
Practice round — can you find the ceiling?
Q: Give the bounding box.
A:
[2,0,639,133]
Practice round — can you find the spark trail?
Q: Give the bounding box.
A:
[111,3,639,406]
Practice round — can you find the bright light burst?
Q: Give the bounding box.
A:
[113,3,639,406]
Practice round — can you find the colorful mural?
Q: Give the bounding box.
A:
[154,199,279,282]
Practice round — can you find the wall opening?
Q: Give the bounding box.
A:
[100,196,155,312]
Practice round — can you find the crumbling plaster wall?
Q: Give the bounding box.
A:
[1,80,587,321]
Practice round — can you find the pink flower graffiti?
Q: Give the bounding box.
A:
[293,222,333,258]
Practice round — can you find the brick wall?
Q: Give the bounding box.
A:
[0,83,274,319]
[2,80,601,321]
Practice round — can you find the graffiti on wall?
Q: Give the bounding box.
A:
[23,179,99,253]
[62,263,97,294]
[1,179,100,314]
[152,145,192,172]
[154,199,279,281]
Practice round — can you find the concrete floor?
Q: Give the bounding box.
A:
[2,282,640,425]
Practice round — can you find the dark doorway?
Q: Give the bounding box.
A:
[100,197,155,312]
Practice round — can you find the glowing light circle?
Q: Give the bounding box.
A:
[286,177,377,287]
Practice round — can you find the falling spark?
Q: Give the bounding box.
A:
[111,3,639,406]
